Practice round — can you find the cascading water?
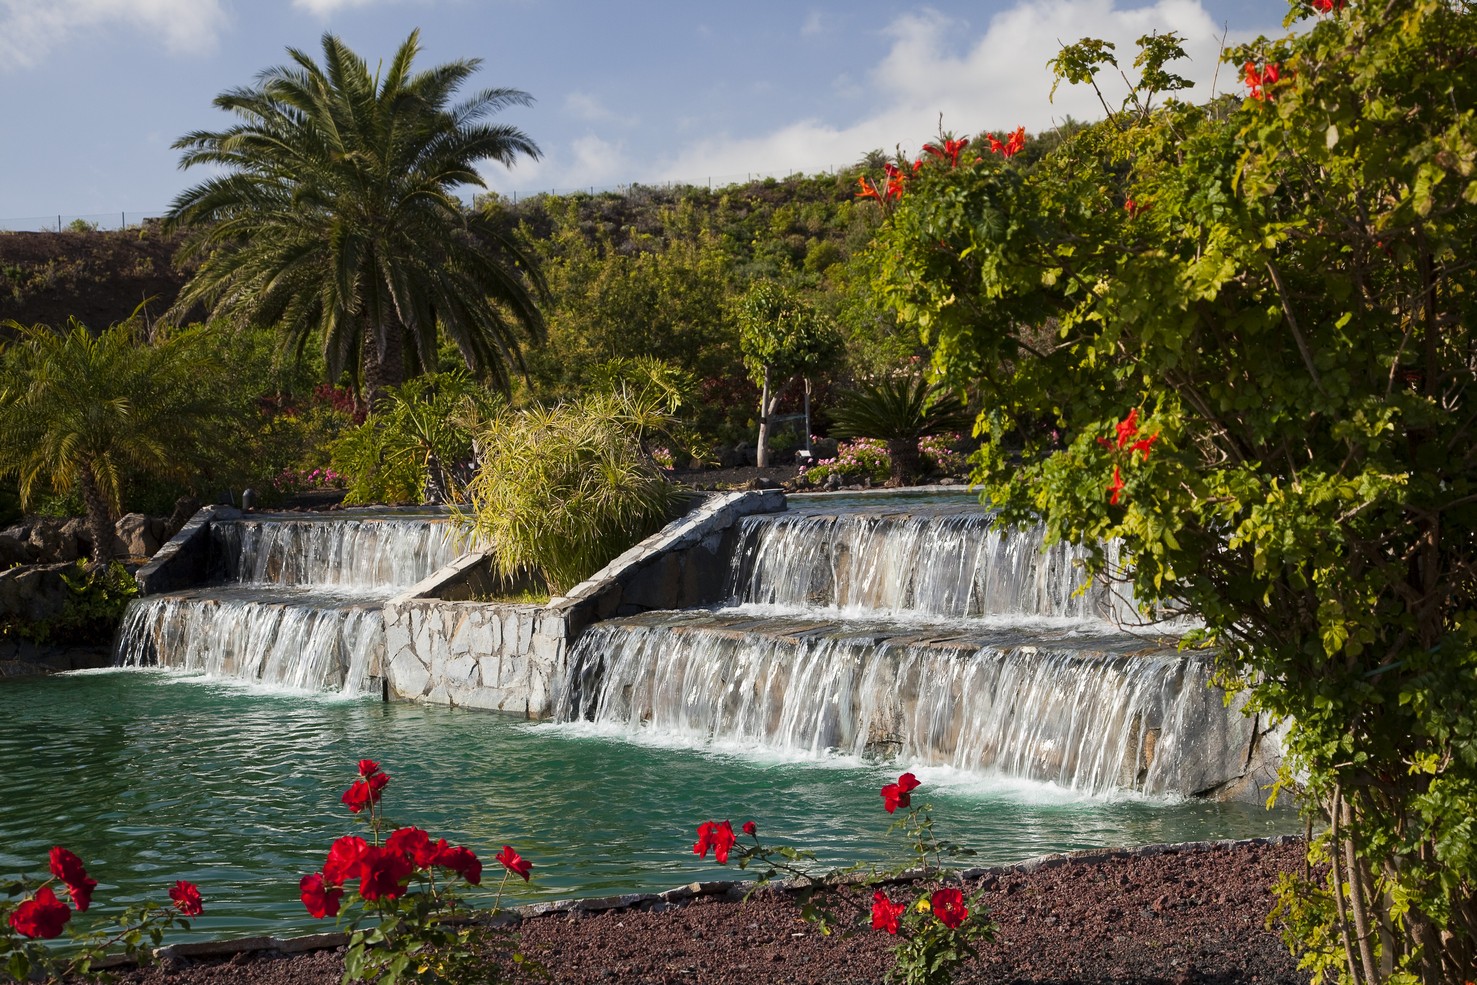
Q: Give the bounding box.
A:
[115,513,466,692]
[560,493,1252,798]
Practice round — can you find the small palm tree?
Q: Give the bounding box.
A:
[830,375,972,486]
[166,30,546,404]
[0,319,244,562]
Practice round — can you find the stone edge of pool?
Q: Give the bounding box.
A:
[138,834,1304,965]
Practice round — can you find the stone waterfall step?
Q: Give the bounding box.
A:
[559,609,1262,800]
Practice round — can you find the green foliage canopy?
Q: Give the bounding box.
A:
[873,3,1477,982]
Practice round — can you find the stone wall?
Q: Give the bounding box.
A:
[134,506,239,595]
[380,490,785,717]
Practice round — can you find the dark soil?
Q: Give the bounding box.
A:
[116,840,1311,985]
[0,227,195,329]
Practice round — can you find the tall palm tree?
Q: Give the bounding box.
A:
[0,319,245,562]
[165,30,546,404]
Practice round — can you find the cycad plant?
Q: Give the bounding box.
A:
[166,30,546,403]
[463,391,678,594]
[829,375,971,486]
[0,318,245,561]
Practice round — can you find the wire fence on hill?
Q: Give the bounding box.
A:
[0,165,862,233]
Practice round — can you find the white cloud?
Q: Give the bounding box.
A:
[801,10,826,37]
[0,0,228,69]
[564,91,637,127]
[655,0,1274,184]
[291,0,381,15]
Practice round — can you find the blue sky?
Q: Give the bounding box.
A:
[0,0,1295,230]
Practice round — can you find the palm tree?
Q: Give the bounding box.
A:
[830,375,972,486]
[0,319,244,562]
[165,30,546,404]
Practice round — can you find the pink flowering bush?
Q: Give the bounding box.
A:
[692,771,993,985]
[798,437,893,485]
[272,465,347,494]
[917,433,966,477]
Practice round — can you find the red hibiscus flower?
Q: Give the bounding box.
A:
[48,846,97,913]
[495,845,532,882]
[435,844,483,885]
[870,890,906,934]
[930,887,968,929]
[692,820,738,864]
[881,771,921,813]
[358,846,413,902]
[169,880,204,917]
[742,820,757,837]
[299,872,343,919]
[323,835,371,886]
[357,759,381,778]
[9,886,71,939]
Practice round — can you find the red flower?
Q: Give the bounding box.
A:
[340,771,389,813]
[988,126,1026,158]
[1107,465,1125,505]
[495,845,532,882]
[857,175,881,200]
[922,137,971,168]
[299,872,343,919]
[1243,61,1281,101]
[9,886,71,939]
[1311,0,1344,11]
[1114,407,1140,448]
[1129,433,1159,462]
[870,890,906,934]
[357,759,381,778]
[169,880,204,917]
[930,887,968,929]
[742,820,757,837]
[323,835,371,886]
[692,820,738,864]
[387,826,435,867]
[357,846,413,902]
[49,846,97,913]
[435,844,483,885]
[1124,198,1149,218]
[881,771,921,813]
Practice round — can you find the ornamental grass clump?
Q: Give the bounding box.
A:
[462,390,679,595]
[692,770,994,985]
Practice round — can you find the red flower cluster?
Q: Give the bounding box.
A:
[1243,61,1281,101]
[930,887,968,929]
[987,126,1027,158]
[692,820,739,864]
[871,890,907,934]
[168,880,205,917]
[1124,198,1149,218]
[1097,408,1159,505]
[1311,0,1345,11]
[8,847,202,939]
[922,136,971,168]
[341,760,390,813]
[49,846,97,913]
[858,162,906,202]
[301,827,488,917]
[9,886,71,939]
[881,771,921,813]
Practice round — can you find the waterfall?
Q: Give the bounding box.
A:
[559,494,1247,797]
[115,513,465,692]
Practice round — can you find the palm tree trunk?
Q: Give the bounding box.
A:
[78,465,115,565]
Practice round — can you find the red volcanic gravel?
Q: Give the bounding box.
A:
[111,838,1311,985]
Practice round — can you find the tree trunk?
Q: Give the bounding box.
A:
[887,437,920,487]
[361,319,407,409]
[802,378,813,457]
[756,366,773,468]
[78,464,115,565]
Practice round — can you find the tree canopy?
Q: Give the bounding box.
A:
[873,2,1477,981]
[166,30,547,403]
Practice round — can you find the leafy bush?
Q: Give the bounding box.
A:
[462,392,679,594]
[799,438,892,486]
